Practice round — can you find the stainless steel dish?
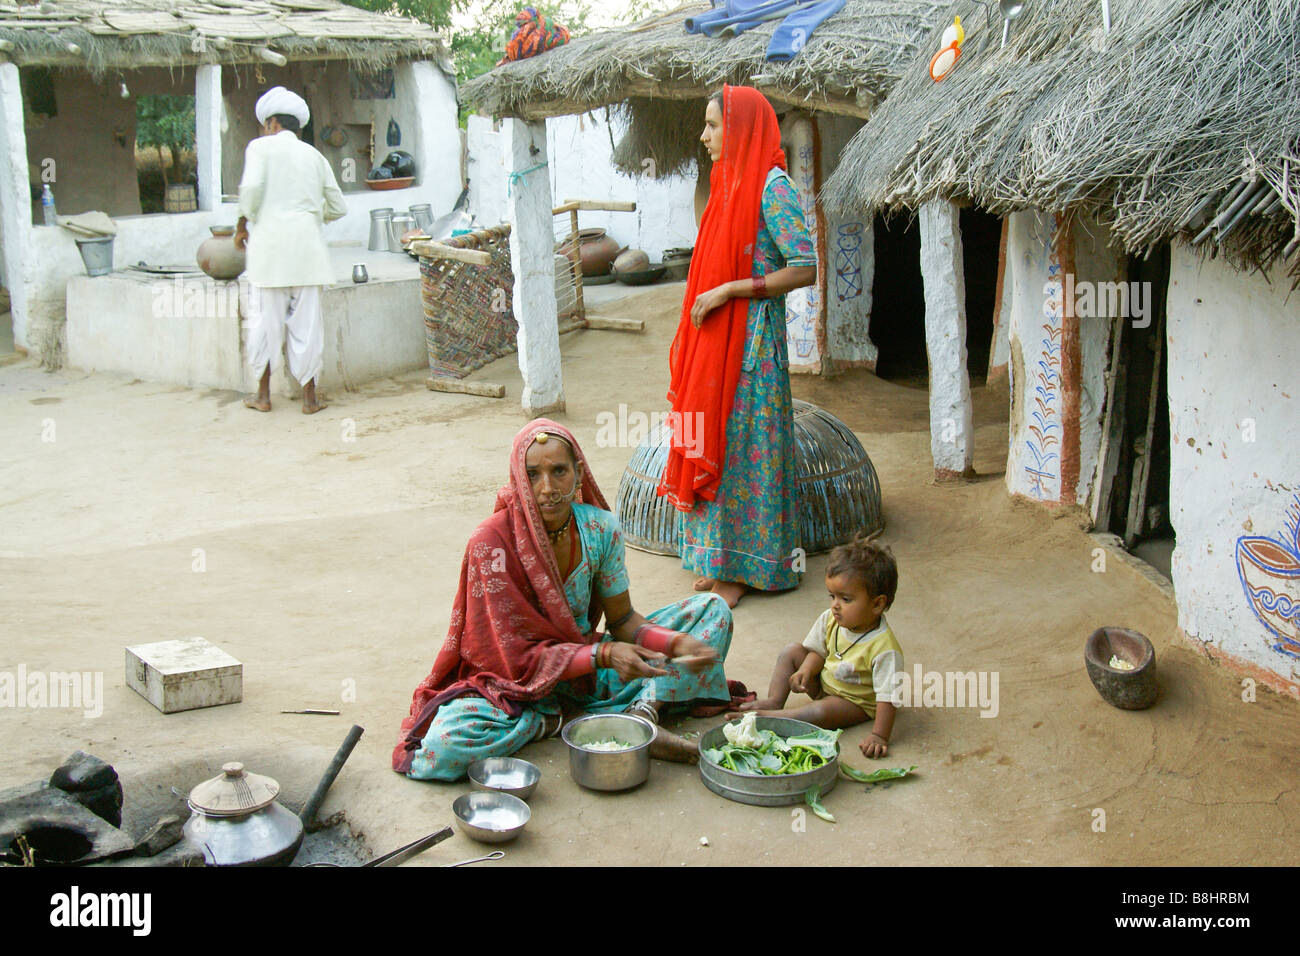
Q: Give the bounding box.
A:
[561,713,655,792]
[468,757,541,800]
[452,792,531,844]
[697,716,839,807]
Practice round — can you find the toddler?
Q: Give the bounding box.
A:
[738,533,902,758]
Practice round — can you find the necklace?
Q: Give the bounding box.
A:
[546,511,573,542]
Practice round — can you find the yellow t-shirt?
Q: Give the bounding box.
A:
[801,610,903,717]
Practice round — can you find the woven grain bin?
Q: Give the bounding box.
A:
[615,400,884,556]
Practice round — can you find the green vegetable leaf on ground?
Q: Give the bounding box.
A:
[805,785,835,824]
[840,764,918,784]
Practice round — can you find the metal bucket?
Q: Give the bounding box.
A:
[697,716,839,807]
[614,400,885,556]
[408,203,434,233]
[388,214,415,253]
[368,207,393,252]
[75,235,115,277]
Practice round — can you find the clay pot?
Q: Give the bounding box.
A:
[1235,534,1300,655]
[1084,627,1158,710]
[611,247,650,275]
[561,228,620,277]
[197,225,246,280]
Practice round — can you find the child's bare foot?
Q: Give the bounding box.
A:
[693,577,716,592]
[711,580,747,608]
[648,727,698,764]
[243,396,271,412]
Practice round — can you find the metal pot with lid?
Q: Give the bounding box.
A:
[183,762,304,867]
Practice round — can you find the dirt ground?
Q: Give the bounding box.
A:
[1,283,1295,867]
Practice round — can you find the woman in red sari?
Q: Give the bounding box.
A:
[393,419,734,781]
[659,85,817,608]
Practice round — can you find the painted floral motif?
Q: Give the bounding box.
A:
[1235,493,1300,660]
[1025,215,1064,500]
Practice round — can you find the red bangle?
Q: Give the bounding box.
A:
[752,274,767,299]
[634,624,676,655]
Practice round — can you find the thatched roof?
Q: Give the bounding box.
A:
[0,0,453,78]
[823,0,1300,270]
[461,1,949,122]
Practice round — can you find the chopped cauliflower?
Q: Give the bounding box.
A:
[722,712,763,748]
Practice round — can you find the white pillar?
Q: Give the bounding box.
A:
[784,116,821,371]
[503,118,564,416]
[920,200,974,480]
[0,61,32,351]
[195,64,222,211]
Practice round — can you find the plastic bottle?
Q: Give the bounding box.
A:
[41,184,57,225]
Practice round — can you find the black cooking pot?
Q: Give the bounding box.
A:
[382,150,416,178]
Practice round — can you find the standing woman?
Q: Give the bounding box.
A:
[658,85,817,608]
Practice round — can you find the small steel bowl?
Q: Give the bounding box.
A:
[561,713,655,792]
[452,791,531,844]
[468,757,541,801]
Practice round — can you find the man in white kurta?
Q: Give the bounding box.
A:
[236,86,347,414]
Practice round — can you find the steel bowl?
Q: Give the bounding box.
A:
[452,791,531,844]
[697,716,839,807]
[561,713,655,792]
[468,757,541,800]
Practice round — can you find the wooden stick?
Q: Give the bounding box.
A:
[585,316,645,332]
[426,377,505,398]
[410,240,491,266]
[557,199,637,213]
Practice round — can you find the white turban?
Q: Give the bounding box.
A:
[255,86,310,128]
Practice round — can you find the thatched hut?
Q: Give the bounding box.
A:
[822,0,1300,696]
[459,0,949,413]
[1,0,460,366]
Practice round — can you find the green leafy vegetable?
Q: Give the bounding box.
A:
[840,764,918,783]
[703,719,843,776]
[805,785,835,823]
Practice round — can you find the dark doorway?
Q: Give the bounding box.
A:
[1095,244,1174,579]
[871,213,926,384]
[961,207,1002,386]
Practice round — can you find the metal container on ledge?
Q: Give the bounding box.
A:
[368,207,394,252]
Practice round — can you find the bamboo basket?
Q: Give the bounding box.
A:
[615,400,885,556]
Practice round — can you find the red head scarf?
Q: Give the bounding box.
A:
[392,419,611,773]
[658,85,786,512]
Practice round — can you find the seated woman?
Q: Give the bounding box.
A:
[392,419,733,781]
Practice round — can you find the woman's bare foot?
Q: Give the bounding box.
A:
[693,577,716,592]
[711,580,747,608]
[648,726,698,764]
[736,697,782,713]
[243,396,271,412]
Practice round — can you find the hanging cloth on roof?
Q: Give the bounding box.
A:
[497,6,571,65]
[766,0,845,61]
[683,0,845,62]
[684,0,804,35]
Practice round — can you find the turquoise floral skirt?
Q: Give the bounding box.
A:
[405,593,732,781]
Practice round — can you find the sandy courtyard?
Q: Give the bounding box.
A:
[1,283,1294,867]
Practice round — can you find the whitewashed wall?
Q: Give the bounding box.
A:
[11,57,456,363]
[1004,209,1120,508]
[1005,208,1066,502]
[1167,247,1300,694]
[466,110,697,262]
